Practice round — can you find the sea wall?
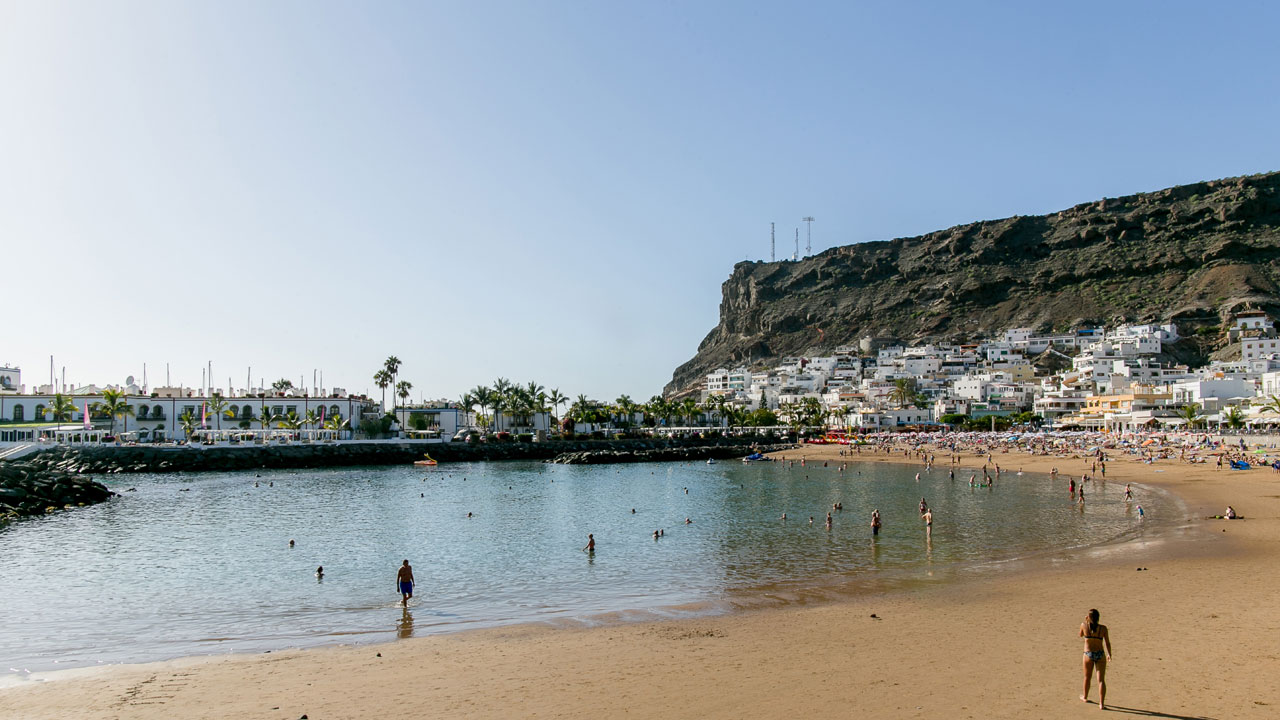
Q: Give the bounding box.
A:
[22,437,796,475]
[0,454,114,524]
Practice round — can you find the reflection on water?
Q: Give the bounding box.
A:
[0,459,1171,672]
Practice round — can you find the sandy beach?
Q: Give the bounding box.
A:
[4,444,1277,720]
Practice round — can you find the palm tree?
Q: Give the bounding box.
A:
[258,405,279,431]
[396,381,413,409]
[801,397,825,429]
[384,356,402,408]
[1177,403,1205,429]
[47,393,78,423]
[471,385,493,431]
[491,378,512,431]
[615,395,637,428]
[324,413,351,438]
[548,388,567,424]
[1223,405,1246,430]
[889,378,915,409]
[178,410,198,440]
[206,393,229,431]
[278,410,303,431]
[271,378,293,392]
[96,388,135,435]
[458,392,475,426]
[1260,394,1280,416]
[373,370,392,412]
[680,397,700,426]
[303,408,320,430]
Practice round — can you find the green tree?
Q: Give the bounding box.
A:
[258,405,278,431]
[1222,406,1246,429]
[278,410,303,431]
[271,378,293,392]
[374,369,392,412]
[1177,402,1205,429]
[384,356,402,408]
[548,388,567,425]
[206,393,229,431]
[47,393,78,423]
[889,378,916,409]
[939,413,970,426]
[471,385,494,431]
[178,410,198,440]
[324,413,351,437]
[96,388,135,435]
[303,408,320,430]
[396,380,413,408]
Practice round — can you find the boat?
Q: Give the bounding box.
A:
[742,452,768,463]
[706,458,717,465]
[413,453,438,467]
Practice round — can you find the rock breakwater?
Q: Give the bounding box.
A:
[17,437,793,475]
[0,454,114,525]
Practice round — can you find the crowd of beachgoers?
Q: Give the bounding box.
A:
[807,430,1280,472]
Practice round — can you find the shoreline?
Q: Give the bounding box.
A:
[3,441,1277,718]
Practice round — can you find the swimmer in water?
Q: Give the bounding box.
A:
[316,565,324,579]
[289,539,295,548]
[583,534,595,552]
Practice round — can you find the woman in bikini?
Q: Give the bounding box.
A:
[1079,608,1113,709]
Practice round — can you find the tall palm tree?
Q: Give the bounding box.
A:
[548,388,567,424]
[96,388,135,435]
[206,393,229,431]
[680,397,700,426]
[396,380,413,409]
[303,408,320,431]
[458,392,475,426]
[491,378,512,432]
[384,356,402,408]
[471,385,493,431]
[279,410,303,431]
[374,369,392,412]
[258,406,279,431]
[1223,405,1246,430]
[889,378,915,409]
[47,393,78,423]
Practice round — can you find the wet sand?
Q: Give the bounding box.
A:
[3,443,1278,719]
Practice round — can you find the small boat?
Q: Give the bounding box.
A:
[706,458,717,465]
[742,452,767,463]
[413,453,438,467]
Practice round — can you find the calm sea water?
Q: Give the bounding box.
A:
[0,459,1172,674]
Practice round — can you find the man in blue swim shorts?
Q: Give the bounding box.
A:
[396,559,415,606]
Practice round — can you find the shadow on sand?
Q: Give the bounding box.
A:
[1099,705,1217,720]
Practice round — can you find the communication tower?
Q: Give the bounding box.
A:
[770,222,775,262]
[803,216,815,256]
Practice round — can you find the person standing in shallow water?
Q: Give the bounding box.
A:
[396,560,414,606]
[1079,608,1113,709]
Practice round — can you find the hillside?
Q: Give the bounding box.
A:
[665,172,1280,396]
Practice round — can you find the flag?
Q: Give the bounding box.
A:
[83,402,90,430]
[201,402,207,429]
[319,406,325,424]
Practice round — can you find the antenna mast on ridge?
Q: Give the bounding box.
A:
[803,216,815,256]
[794,228,799,261]
[770,222,775,262]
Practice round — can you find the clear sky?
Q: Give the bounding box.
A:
[3,1,1278,403]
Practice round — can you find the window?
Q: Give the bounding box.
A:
[137,405,149,419]
[13,405,23,422]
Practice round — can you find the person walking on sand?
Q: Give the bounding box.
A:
[1079,608,1113,709]
[396,560,415,606]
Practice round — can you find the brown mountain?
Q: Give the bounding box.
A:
[665,171,1280,396]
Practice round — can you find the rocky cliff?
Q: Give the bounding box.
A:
[666,172,1280,395]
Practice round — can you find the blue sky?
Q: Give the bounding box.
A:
[3,1,1278,402]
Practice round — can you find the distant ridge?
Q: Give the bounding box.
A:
[665,172,1280,396]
